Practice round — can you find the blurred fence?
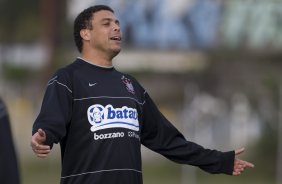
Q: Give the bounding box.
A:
[68,0,282,50]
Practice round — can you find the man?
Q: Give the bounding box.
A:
[0,98,21,184]
[31,5,254,184]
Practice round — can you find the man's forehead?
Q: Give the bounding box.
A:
[92,10,117,21]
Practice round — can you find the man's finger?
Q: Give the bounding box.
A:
[30,139,38,147]
[33,148,51,154]
[31,137,47,148]
[236,159,255,168]
[235,147,245,155]
[34,144,50,150]
[30,138,50,153]
[232,171,241,176]
[243,161,255,168]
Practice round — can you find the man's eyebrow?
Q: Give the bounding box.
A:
[101,18,120,24]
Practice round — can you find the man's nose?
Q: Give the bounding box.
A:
[113,24,120,32]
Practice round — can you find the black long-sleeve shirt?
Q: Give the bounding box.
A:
[33,58,234,184]
[0,98,21,184]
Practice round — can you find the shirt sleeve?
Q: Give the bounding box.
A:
[140,92,234,175]
[32,69,73,148]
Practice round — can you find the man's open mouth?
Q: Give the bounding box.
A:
[110,36,121,41]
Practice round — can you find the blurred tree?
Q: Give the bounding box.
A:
[0,0,41,42]
[39,0,68,84]
[0,0,68,85]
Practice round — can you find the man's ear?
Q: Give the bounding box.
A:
[80,29,91,41]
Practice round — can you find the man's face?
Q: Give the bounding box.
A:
[87,10,122,57]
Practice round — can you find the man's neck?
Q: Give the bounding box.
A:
[81,56,113,67]
[81,51,113,67]
[78,57,114,68]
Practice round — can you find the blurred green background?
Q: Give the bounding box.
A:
[1,0,282,183]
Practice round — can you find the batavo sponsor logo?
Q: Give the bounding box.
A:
[87,104,139,132]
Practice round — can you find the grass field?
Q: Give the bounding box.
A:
[21,157,274,184]
[143,161,275,184]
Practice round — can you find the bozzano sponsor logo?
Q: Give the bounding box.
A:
[94,132,124,140]
[87,104,139,132]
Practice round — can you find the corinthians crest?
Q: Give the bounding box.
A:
[121,75,135,94]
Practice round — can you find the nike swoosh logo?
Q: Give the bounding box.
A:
[89,83,97,87]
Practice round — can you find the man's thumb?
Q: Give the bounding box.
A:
[235,147,245,156]
[38,128,46,138]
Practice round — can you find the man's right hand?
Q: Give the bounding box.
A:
[31,128,51,158]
